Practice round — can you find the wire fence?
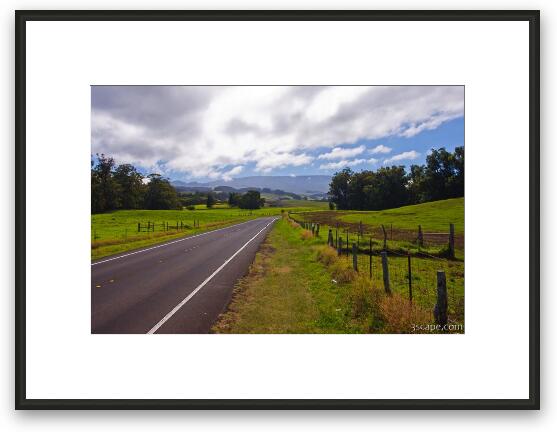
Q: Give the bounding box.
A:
[295,218,464,324]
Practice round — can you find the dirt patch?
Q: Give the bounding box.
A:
[292,211,464,249]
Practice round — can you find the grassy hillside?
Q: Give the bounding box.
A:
[339,198,464,233]
[276,199,329,209]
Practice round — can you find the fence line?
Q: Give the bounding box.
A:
[291,213,463,325]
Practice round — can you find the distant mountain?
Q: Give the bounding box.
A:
[172,175,331,195]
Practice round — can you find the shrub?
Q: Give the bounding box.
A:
[330,259,356,283]
[348,276,380,318]
[316,246,338,266]
[378,292,432,333]
[300,230,313,241]
[186,205,195,210]
[287,217,300,228]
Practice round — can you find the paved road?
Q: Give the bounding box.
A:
[91,217,277,334]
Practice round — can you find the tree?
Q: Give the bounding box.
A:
[447,146,464,198]
[91,165,105,214]
[363,166,408,210]
[328,168,352,210]
[407,164,426,204]
[326,147,464,211]
[228,192,240,207]
[328,201,335,210]
[91,153,121,213]
[420,147,464,201]
[113,164,145,209]
[144,174,180,210]
[206,192,215,208]
[239,190,264,209]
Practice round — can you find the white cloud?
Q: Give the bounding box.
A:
[255,152,313,173]
[319,158,367,170]
[400,112,461,137]
[317,145,365,160]
[220,165,244,182]
[383,150,420,164]
[369,144,392,154]
[92,86,463,179]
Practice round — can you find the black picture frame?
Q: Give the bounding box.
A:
[15,9,540,410]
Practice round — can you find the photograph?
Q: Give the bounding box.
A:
[16,8,539,410]
[91,85,465,334]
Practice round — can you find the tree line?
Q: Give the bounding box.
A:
[328,146,464,211]
[91,154,265,213]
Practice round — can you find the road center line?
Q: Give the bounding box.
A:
[91,218,262,267]
[147,218,278,334]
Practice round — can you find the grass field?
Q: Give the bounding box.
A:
[338,197,464,233]
[213,217,464,334]
[275,199,329,209]
[288,198,464,258]
[91,205,320,259]
[193,203,230,209]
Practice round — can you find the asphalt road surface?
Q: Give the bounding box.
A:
[91,217,277,334]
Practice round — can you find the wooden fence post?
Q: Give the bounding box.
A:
[316,223,320,237]
[335,228,338,248]
[407,252,413,303]
[352,243,358,271]
[346,231,349,254]
[449,223,455,259]
[417,225,424,248]
[338,237,343,256]
[381,224,387,250]
[369,237,373,279]
[434,271,448,327]
[390,223,393,240]
[328,229,333,246]
[137,222,140,232]
[381,251,391,294]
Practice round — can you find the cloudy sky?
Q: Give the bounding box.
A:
[91,85,464,181]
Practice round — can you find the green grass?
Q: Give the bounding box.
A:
[193,203,230,209]
[212,218,365,333]
[339,198,464,233]
[213,217,464,333]
[91,205,324,260]
[289,197,464,259]
[276,199,329,208]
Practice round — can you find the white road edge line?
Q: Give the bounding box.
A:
[147,218,278,334]
[91,218,261,266]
